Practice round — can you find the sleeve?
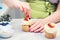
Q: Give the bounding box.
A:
[59,0,60,2]
[49,0,58,3]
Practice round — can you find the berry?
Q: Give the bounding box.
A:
[48,23,55,28]
[24,17,29,21]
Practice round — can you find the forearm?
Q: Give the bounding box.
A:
[44,11,60,23]
[4,0,20,8]
[4,0,19,2]
[4,0,20,4]
[44,2,60,23]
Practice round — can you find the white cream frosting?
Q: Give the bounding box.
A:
[44,24,56,33]
[22,20,32,25]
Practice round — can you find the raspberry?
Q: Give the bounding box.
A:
[24,17,29,21]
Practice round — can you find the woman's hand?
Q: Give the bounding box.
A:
[30,19,49,33]
[4,0,30,14]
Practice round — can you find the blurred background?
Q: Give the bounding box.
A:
[0,0,56,19]
[0,0,25,19]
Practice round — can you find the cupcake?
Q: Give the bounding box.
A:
[22,20,32,32]
[44,23,57,39]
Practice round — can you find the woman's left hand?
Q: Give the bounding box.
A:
[30,19,48,33]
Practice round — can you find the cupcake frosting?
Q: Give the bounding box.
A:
[44,24,56,33]
[22,20,32,25]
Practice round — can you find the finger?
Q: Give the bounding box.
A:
[30,24,41,32]
[26,9,31,18]
[19,5,23,12]
[23,8,27,14]
[21,2,27,13]
[30,20,40,29]
[24,2,30,14]
[40,29,44,33]
[25,2,30,10]
[25,9,30,16]
[30,21,39,30]
[34,26,44,33]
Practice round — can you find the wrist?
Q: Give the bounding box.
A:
[43,18,52,24]
[43,12,58,23]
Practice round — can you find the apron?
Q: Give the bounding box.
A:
[28,0,56,18]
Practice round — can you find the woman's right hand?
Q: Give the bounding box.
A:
[4,0,30,14]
